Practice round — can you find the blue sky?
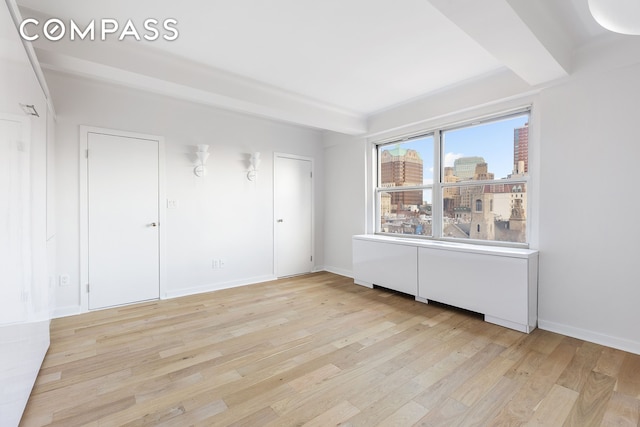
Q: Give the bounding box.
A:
[384,114,529,183]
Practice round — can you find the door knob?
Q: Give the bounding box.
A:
[277,219,284,223]
[150,222,157,227]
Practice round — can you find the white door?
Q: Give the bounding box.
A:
[87,132,160,309]
[274,154,313,277]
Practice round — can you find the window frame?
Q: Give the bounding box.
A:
[373,107,531,248]
[375,132,435,238]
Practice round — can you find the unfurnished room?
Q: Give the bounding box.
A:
[2,0,640,425]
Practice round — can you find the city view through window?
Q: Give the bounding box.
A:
[377,113,529,244]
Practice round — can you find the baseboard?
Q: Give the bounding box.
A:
[322,266,353,278]
[538,319,640,355]
[53,306,82,319]
[163,275,278,299]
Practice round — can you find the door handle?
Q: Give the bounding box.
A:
[150,222,158,227]
[277,219,284,223]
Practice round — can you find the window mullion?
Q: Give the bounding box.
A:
[374,189,381,233]
[432,130,442,239]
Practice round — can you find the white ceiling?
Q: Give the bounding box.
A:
[15,0,614,133]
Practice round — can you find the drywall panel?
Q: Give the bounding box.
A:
[47,70,325,314]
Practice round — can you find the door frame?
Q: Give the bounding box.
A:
[79,126,166,312]
[273,152,315,278]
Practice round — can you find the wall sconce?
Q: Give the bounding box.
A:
[194,144,210,177]
[247,152,261,181]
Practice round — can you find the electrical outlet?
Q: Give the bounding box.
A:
[212,258,227,269]
[59,274,70,287]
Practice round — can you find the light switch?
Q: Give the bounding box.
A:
[167,199,178,209]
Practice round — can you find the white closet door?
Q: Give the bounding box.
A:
[274,155,313,277]
[87,132,160,309]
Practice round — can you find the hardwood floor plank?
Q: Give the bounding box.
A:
[268,325,447,423]
[411,344,470,390]
[334,324,431,370]
[343,335,483,425]
[599,391,640,427]
[421,309,455,327]
[374,324,447,376]
[221,343,361,407]
[617,353,640,398]
[562,370,616,427]
[503,349,547,383]
[376,400,428,426]
[225,406,279,427]
[593,346,626,378]
[51,396,137,426]
[119,403,187,427]
[267,369,384,425]
[154,399,228,427]
[524,384,578,426]
[18,272,640,427]
[457,376,521,426]
[405,335,465,374]
[449,355,516,407]
[556,341,603,392]
[492,327,529,349]
[413,343,507,410]
[24,368,133,416]
[302,400,360,427]
[288,363,342,392]
[340,378,426,427]
[331,320,397,349]
[412,396,468,426]
[347,366,417,410]
[490,340,578,425]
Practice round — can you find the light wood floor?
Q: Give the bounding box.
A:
[20,272,640,426]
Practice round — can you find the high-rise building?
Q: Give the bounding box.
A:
[453,156,485,180]
[473,162,494,181]
[380,146,423,208]
[457,162,494,211]
[442,167,460,216]
[514,123,529,174]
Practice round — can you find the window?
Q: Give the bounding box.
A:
[375,109,530,245]
[377,135,434,237]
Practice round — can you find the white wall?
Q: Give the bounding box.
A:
[47,70,324,315]
[0,1,53,423]
[322,132,368,276]
[537,63,640,353]
[324,41,640,354]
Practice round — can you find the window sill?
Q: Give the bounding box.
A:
[355,234,537,259]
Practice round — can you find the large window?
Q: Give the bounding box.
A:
[377,135,434,236]
[376,109,530,245]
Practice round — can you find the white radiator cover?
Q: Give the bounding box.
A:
[352,235,539,333]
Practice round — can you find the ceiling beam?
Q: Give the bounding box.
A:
[428,0,571,86]
[30,36,367,135]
